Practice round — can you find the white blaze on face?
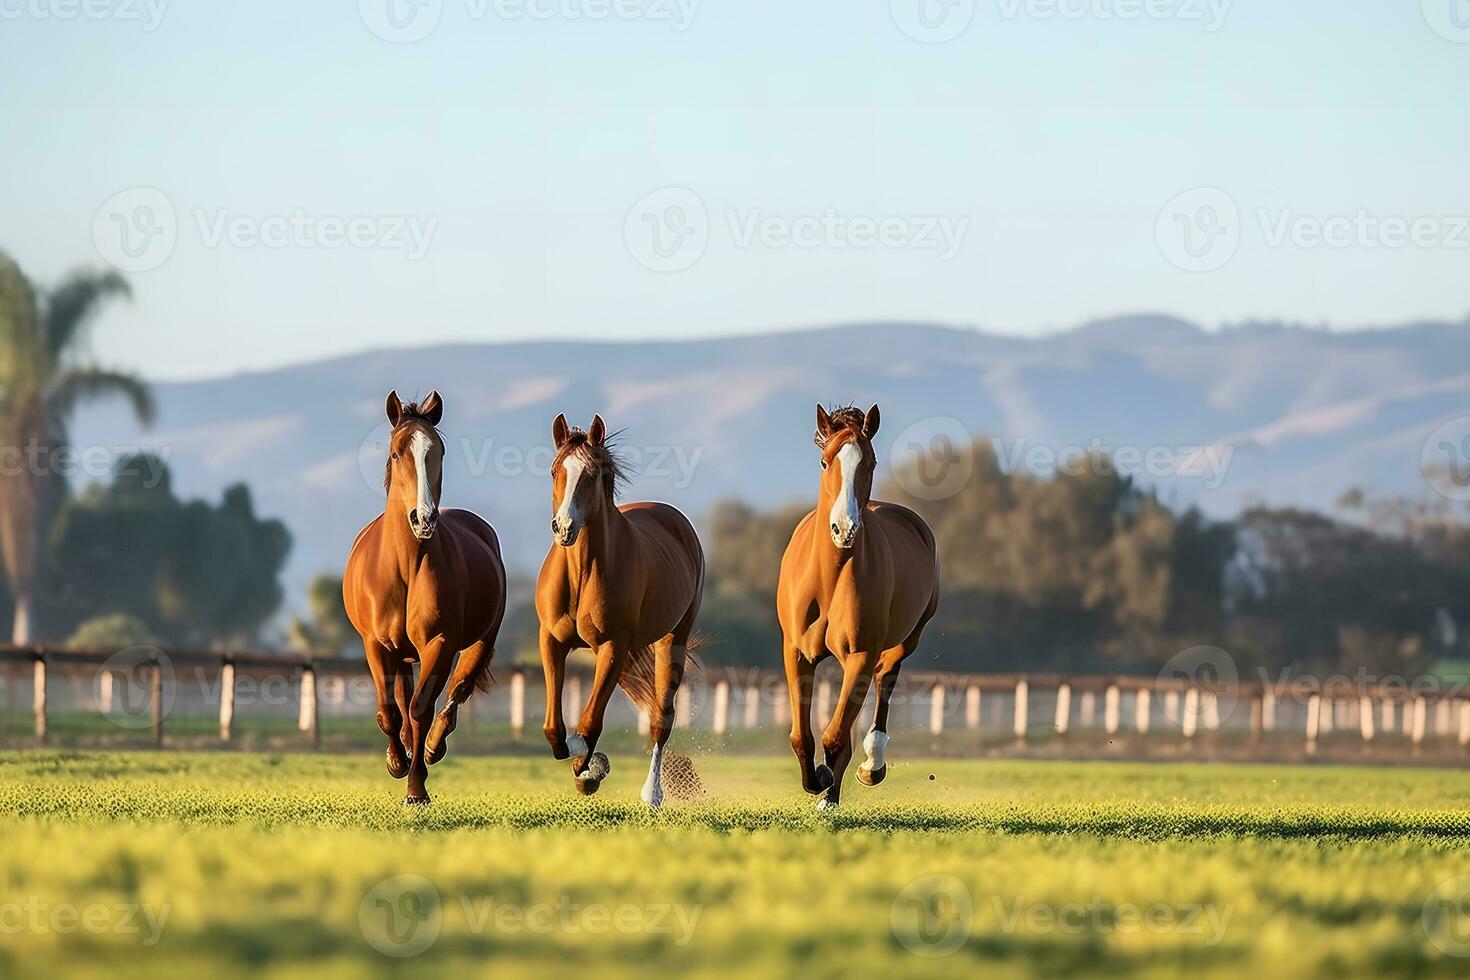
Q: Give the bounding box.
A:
[828,442,863,539]
[409,430,435,521]
[556,456,586,531]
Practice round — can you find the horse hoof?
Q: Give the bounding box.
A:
[816,797,839,812]
[426,709,457,765]
[808,764,834,794]
[574,773,602,796]
[403,794,431,806]
[857,765,886,786]
[386,747,409,780]
[549,743,570,760]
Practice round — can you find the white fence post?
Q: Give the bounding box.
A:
[1135,688,1151,734]
[1014,680,1029,740]
[219,662,236,742]
[1054,682,1071,734]
[1104,685,1120,735]
[509,671,525,738]
[929,682,946,735]
[713,681,730,734]
[965,685,981,731]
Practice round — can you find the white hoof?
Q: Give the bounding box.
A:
[816,797,838,812]
[567,733,588,758]
[641,783,664,809]
[861,730,890,773]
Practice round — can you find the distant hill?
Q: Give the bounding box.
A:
[71,315,1470,606]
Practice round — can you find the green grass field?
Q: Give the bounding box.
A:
[1,748,1469,979]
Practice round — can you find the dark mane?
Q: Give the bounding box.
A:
[383,400,443,494]
[814,404,868,450]
[554,427,632,498]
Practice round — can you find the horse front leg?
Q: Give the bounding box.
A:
[817,651,876,811]
[426,639,493,765]
[571,639,627,795]
[364,640,409,780]
[404,639,451,805]
[858,648,905,787]
[539,629,572,759]
[783,641,826,795]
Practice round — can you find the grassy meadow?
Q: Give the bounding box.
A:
[0,748,1468,979]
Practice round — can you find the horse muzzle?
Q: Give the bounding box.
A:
[830,520,860,550]
[550,518,581,548]
[409,508,438,540]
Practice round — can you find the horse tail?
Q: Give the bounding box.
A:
[616,631,710,717]
[471,649,495,695]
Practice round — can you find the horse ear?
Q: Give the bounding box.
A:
[863,403,881,438]
[386,390,404,427]
[420,390,443,426]
[588,414,607,446]
[816,403,833,439]
[552,413,569,448]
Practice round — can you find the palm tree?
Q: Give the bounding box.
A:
[0,251,154,643]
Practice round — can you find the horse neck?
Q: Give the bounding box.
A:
[565,492,629,583]
[381,493,430,576]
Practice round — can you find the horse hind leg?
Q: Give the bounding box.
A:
[426,640,492,765]
[365,642,410,780]
[641,636,686,809]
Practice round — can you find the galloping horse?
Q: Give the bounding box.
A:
[535,413,704,807]
[343,391,507,803]
[776,404,939,810]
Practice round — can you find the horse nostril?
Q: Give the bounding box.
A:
[551,520,558,532]
[409,509,419,526]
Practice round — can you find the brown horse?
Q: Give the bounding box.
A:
[535,413,704,807]
[343,391,507,804]
[776,404,939,810]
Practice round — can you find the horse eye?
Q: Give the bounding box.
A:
[391,452,399,460]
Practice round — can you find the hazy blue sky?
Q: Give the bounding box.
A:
[2,0,1466,380]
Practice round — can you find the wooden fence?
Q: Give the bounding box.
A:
[3,643,1469,756]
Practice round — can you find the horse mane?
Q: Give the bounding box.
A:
[814,404,868,450]
[383,400,443,494]
[554,427,632,499]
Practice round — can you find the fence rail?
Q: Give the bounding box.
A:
[2,643,1468,757]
